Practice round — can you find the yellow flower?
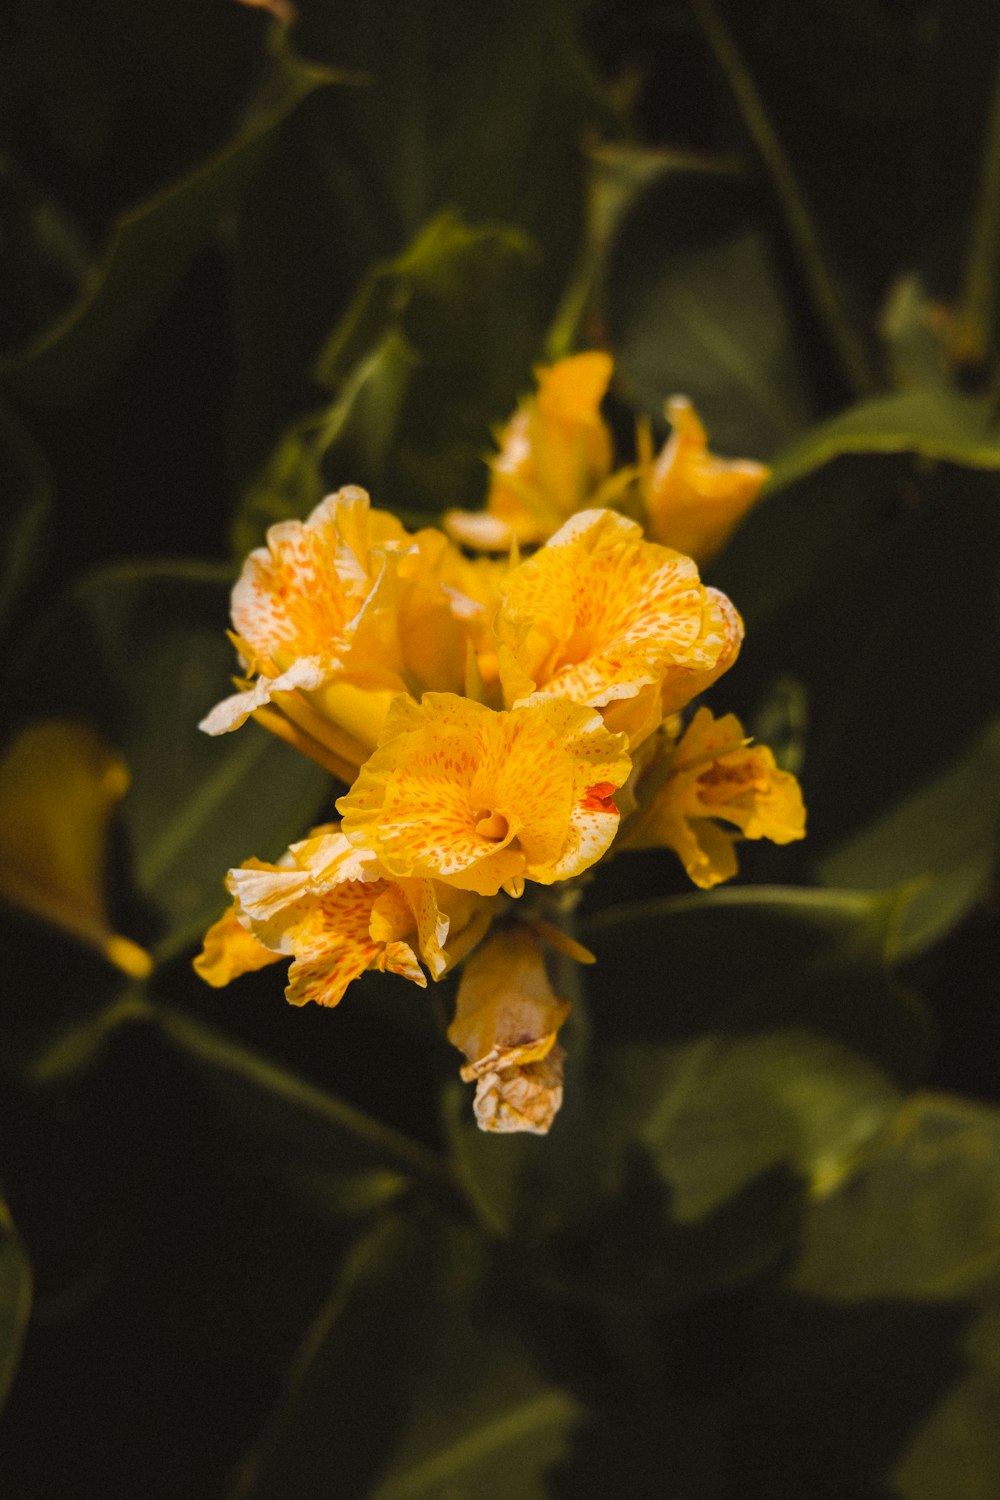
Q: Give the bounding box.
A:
[0,721,151,978]
[337,692,631,897]
[641,397,769,563]
[195,825,492,1007]
[200,487,482,772]
[495,508,743,746]
[622,707,806,887]
[444,352,615,550]
[448,925,570,1135]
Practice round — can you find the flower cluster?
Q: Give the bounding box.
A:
[196,356,803,1134]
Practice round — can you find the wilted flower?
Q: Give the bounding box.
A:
[448,925,570,1134]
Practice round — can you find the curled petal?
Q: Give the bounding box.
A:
[643,397,769,563]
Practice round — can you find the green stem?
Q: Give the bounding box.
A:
[953,36,1000,369]
[689,0,877,398]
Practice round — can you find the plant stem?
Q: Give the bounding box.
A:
[689,0,878,399]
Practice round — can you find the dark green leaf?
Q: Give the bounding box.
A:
[233,1212,580,1500]
[1,37,345,406]
[0,1198,32,1415]
[605,172,815,457]
[233,211,542,547]
[30,994,454,1196]
[0,400,52,647]
[767,387,1000,495]
[817,718,1000,957]
[744,1093,1000,1500]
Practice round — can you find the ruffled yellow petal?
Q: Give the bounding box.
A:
[204,819,491,1006]
[623,707,806,887]
[643,397,769,563]
[444,351,614,550]
[495,509,743,743]
[448,925,570,1135]
[336,693,630,896]
[193,905,282,986]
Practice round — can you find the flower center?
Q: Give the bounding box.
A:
[474,808,510,842]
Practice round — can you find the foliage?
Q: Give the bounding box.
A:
[1,1,1000,1495]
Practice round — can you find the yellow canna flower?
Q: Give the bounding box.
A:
[200,487,483,772]
[495,508,743,747]
[336,692,631,897]
[640,397,769,564]
[195,825,493,1007]
[448,925,570,1135]
[0,721,152,978]
[444,352,615,551]
[622,706,806,887]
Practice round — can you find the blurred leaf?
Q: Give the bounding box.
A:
[31,995,454,1196]
[0,400,52,644]
[794,1092,1000,1301]
[582,885,904,1033]
[0,1198,31,1415]
[738,1093,1000,1500]
[233,211,541,547]
[0,721,151,979]
[880,273,956,392]
[229,0,600,481]
[11,563,329,960]
[638,958,923,1220]
[817,718,1000,958]
[767,387,1000,495]
[233,1212,580,1500]
[605,172,814,456]
[0,36,345,406]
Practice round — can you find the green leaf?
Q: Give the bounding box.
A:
[605,171,815,457]
[228,0,600,482]
[0,36,345,406]
[757,1093,1000,1500]
[233,211,542,547]
[640,958,923,1221]
[12,562,330,961]
[30,994,454,1196]
[0,1197,32,1415]
[817,718,1000,957]
[581,885,904,1036]
[233,1212,581,1500]
[766,387,1000,495]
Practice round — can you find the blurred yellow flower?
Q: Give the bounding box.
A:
[444,351,615,550]
[623,706,806,887]
[337,692,630,897]
[640,397,769,563]
[448,925,570,1134]
[495,508,743,745]
[0,721,151,978]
